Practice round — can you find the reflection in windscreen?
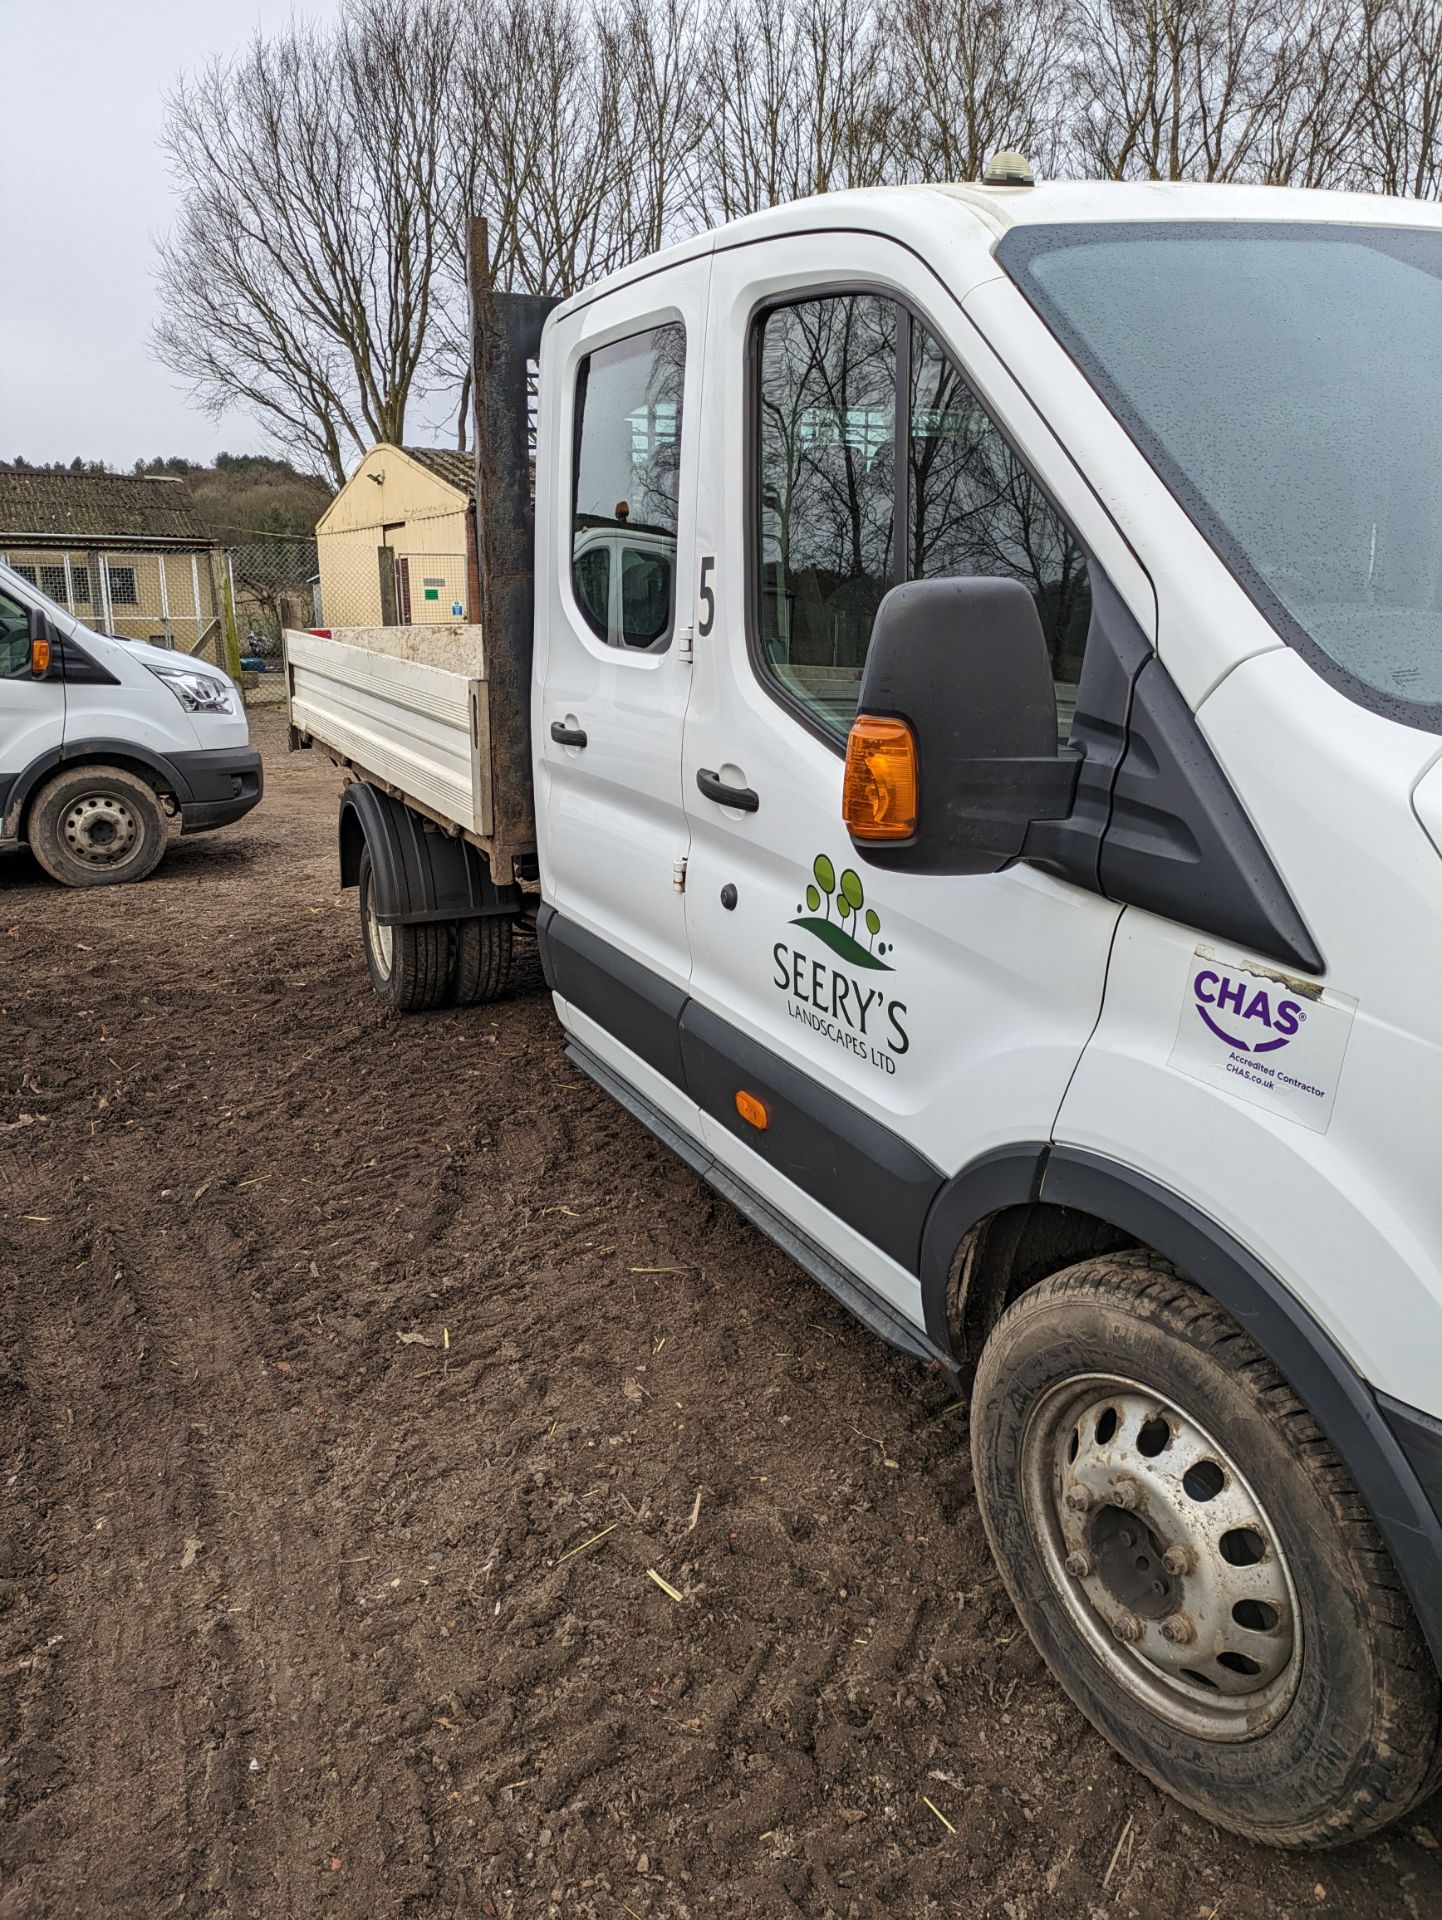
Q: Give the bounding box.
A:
[1008,223,1442,724]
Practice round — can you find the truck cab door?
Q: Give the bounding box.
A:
[0,579,64,837]
[533,254,712,1114]
[680,233,1149,1321]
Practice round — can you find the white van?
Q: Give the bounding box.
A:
[0,559,261,885]
[292,179,1442,1848]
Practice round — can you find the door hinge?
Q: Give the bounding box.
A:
[675,624,694,663]
[672,856,688,893]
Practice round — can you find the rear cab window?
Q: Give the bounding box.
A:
[571,323,686,652]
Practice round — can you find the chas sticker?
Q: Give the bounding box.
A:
[1168,950,1355,1134]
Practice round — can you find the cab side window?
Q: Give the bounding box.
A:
[755,295,897,737]
[750,298,1090,745]
[0,588,31,677]
[908,322,1090,742]
[572,322,685,651]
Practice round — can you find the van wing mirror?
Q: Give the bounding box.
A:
[844,577,1079,875]
[28,604,61,679]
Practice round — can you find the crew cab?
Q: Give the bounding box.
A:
[0,559,261,886]
[290,179,1442,1848]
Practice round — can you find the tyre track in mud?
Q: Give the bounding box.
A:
[3,708,1440,1919]
[2,1188,269,1915]
[2,1024,442,1917]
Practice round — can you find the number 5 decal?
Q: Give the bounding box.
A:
[698,554,716,637]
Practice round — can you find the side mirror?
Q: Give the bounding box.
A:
[28,604,61,679]
[844,576,1078,875]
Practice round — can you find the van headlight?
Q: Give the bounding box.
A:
[146,662,236,714]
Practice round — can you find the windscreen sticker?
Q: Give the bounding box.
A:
[1168,950,1356,1134]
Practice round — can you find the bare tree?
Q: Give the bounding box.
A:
[156,0,1442,479]
[615,0,705,257]
[1362,0,1442,195]
[439,0,676,446]
[155,0,456,485]
[689,0,899,223]
[690,0,803,219]
[1066,0,1341,182]
[458,0,638,293]
[1250,0,1369,186]
[894,0,1071,183]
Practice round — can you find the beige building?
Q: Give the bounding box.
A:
[316,445,478,629]
[0,466,230,660]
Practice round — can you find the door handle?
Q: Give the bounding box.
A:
[696,767,759,812]
[550,721,588,748]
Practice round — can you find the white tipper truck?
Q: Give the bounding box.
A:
[287,179,1442,1847]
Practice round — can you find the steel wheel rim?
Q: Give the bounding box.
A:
[62,792,139,867]
[1021,1372,1301,1741]
[365,881,394,979]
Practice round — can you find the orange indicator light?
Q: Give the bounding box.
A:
[843,715,917,841]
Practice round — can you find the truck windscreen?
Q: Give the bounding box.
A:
[999,221,1442,734]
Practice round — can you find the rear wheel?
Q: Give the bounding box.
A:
[448,915,513,1005]
[358,847,449,1011]
[969,1253,1442,1847]
[29,764,168,888]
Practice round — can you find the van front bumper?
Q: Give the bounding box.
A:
[169,747,264,834]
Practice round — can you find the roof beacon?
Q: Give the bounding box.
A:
[983,150,1035,186]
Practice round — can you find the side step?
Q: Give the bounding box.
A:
[566,1038,951,1373]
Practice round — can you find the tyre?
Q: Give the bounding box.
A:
[448,915,513,1005]
[357,847,450,1011]
[28,764,169,888]
[969,1252,1442,1848]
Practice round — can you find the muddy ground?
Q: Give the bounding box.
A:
[1,705,1438,1920]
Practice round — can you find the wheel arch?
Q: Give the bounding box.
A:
[337,782,519,924]
[5,740,187,841]
[922,1142,1442,1673]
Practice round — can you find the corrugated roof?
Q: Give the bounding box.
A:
[402,446,475,497]
[0,467,216,547]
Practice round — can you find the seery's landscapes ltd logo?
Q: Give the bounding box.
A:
[772,854,910,1073]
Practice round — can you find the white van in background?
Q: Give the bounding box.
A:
[0,559,261,886]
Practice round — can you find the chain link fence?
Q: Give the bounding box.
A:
[237,528,477,704]
[0,535,324,706]
[316,495,474,631]
[2,528,479,714]
[0,545,227,657]
[219,534,317,705]
[313,542,473,629]
[228,536,320,656]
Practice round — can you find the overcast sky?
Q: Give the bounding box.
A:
[3,0,345,470]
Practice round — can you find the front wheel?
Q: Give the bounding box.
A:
[969,1253,1441,1848]
[28,764,168,888]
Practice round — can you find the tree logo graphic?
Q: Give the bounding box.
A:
[791,853,893,971]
